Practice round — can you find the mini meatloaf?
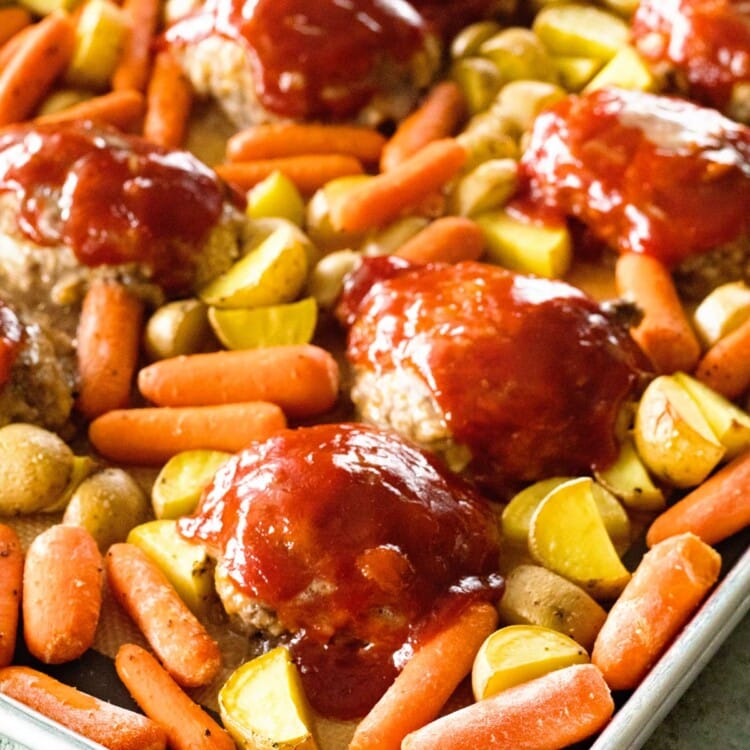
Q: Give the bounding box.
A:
[337,257,648,498]
[0,119,246,431]
[518,87,750,300]
[631,0,750,122]
[178,421,502,719]
[163,0,443,127]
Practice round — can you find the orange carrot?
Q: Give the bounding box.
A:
[381,81,466,172]
[401,663,614,750]
[0,11,76,126]
[330,138,467,233]
[76,279,145,420]
[116,643,235,750]
[35,88,145,130]
[394,216,485,264]
[106,543,221,688]
[0,7,32,49]
[215,153,365,195]
[89,401,287,465]
[646,449,750,547]
[111,0,159,92]
[694,314,750,399]
[137,344,340,418]
[22,524,103,664]
[0,524,23,668]
[0,25,34,71]
[349,601,498,750]
[143,50,193,148]
[615,252,701,374]
[592,532,721,691]
[226,121,386,164]
[0,665,168,750]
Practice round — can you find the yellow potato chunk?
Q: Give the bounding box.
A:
[528,477,631,600]
[219,647,319,750]
[472,624,589,701]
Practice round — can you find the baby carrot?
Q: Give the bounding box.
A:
[349,601,498,750]
[394,216,485,264]
[143,50,193,148]
[615,252,701,374]
[0,524,23,668]
[215,153,364,195]
[0,10,76,126]
[137,344,340,418]
[0,7,32,48]
[106,543,221,688]
[330,138,467,233]
[116,643,235,750]
[0,665,168,750]
[89,401,287,465]
[694,314,750,399]
[22,524,103,664]
[0,26,33,71]
[592,533,721,691]
[402,663,614,750]
[76,279,145,420]
[646,449,750,547]
[111,0,159,92]
[35,89,145,130]
[380,81,466,172]
[226,121,386,164]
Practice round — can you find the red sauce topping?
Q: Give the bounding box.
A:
[631,0,750,108]
[518,88,750,266]
[0,301,23,389]
[340,258,647,495]
[166,0,428,120]
[178,422,502,719]
[0,121,234,291]
[410,0,505,40]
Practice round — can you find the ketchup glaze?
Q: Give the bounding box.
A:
[0,120,235,291]
[178,422,502,719]
[165,0,430,121]
[340,257,648,495]
[518,87,750,266]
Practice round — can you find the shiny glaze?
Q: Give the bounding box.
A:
[0,121,234,291]
[340,257,647,494]
[632,0,750,108]
[165,0,428,120]
[518,88,750,265]
[179,422,502,719]
[0,301,23,388]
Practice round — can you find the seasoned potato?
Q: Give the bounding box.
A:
[471,624,589,700]
[0,424,74,515]
[63,468,150,552]
[528,477,631,600]
[634,375,725,488]
[497,564,607,650]
[219,646,319,750]
[143,298,214,362]
[127,519,216,618]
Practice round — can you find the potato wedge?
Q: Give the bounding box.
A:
[246,170,306,226]
[151,449,231,520]
[208,297,317,350]
[528,477,631,600]
[471,624,589,701]
[127,519,216,618]
[199,226,309,309]
[692,280,750,347]
[219,646,319,750]
[143,298,213,362]
[595,435,666,512]
[673,372,750,460]
[634,375,725,488]
[497,564,607,651]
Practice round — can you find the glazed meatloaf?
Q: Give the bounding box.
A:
[0,119,247,432]
[337,257,649,499]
